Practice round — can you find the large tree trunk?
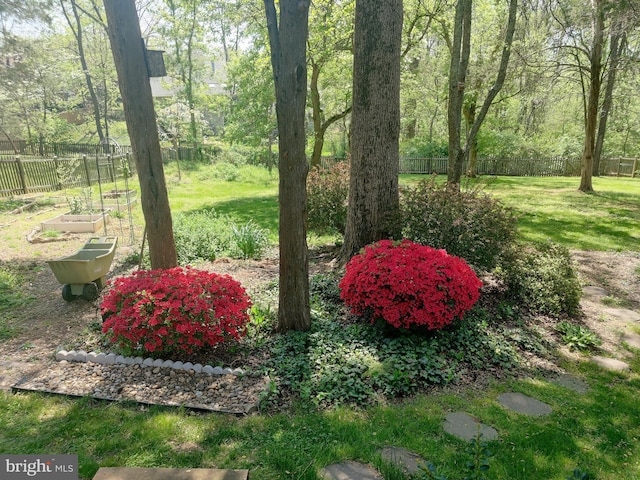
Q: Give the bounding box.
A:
[264,0,311,332]
[579,0,604,193]
[340,0,402,261]
[103,0,177,270]
[593,29,623,176]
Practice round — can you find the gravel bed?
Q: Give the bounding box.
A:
[13,361,269,414]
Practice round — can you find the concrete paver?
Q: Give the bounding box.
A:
[591,356,630,372]
[443,412,499,441]
[379,446,426,475]
[498,392,552,416]
[320,461,383,480]
[621,332,640,350]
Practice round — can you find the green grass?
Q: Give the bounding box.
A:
[401,175,640,252]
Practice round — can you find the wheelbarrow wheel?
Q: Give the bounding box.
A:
[82,283,99,301]
[61,284,76,302]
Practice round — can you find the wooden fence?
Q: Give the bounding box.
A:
[1,150,636,198]
[322,156,637,178]
[0,154,134,197]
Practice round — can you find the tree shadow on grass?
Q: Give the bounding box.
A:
[188,195,279,239]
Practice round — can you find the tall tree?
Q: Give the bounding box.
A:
[308,0,354,168]
[548,0,640,191]
[341,0,403,261]
[103,0,178,270]
[60,0,105,142]
[264,0,311,332]
[159,0,210,144]
[447,0,517,186]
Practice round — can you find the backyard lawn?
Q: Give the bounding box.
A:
[0,165,638,480]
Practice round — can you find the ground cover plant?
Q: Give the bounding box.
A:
[0,167,639,479]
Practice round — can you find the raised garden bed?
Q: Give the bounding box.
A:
[101,189,137,212]
[41,212,110,234]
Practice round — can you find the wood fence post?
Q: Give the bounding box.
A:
[633,158,637,178]
[108,155,115,182]
[53,156,62,190]
[15,156,27,194]
[83,155,91,186]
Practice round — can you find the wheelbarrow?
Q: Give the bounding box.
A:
[47,236,118,301]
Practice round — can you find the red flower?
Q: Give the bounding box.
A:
[101,266,252,355]
[339,240,481,330]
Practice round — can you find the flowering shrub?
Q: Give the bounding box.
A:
[101,266,252,355]
[339,239,482,330]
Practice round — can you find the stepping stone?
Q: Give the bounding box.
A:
[603,308,640,323]
[379,446,426,475]
[92,467,248,480]
[443,412,499,442]
[498,392,552,416]
[621,332,640,350]
[583,286,609,299]
[552,374,589,394]
[591,356,630,372]
[320,461,382,480]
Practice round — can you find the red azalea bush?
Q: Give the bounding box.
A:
[339,239,482,330]
[101,266,252,355]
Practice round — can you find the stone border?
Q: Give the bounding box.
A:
[55,350,245,375]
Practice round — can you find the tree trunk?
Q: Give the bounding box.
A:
[309,57,352,168]
[463,97,477,176]
[446,0,471,188]
[264,0,311,332]
[103,0,178,270]
[593,29,623,176]
[341,0,402,261]
[579,0,604,193]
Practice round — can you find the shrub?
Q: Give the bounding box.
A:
[173,208,233,264]
[231,221,269,259]
[400,177,518,272]
[101,266,252,356]
[307,162,349,234]
[498,242,582,317]
[339,239,482,330]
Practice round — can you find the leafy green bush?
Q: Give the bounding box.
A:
[211,162,240,181]
[307,162,349,234]
[556,321,601,351]
[498,242,582,317]
[173,208,233,264]
[231,221,269,259]
[400,177,518,272]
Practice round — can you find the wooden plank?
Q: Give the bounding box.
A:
[93,467,249,480]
